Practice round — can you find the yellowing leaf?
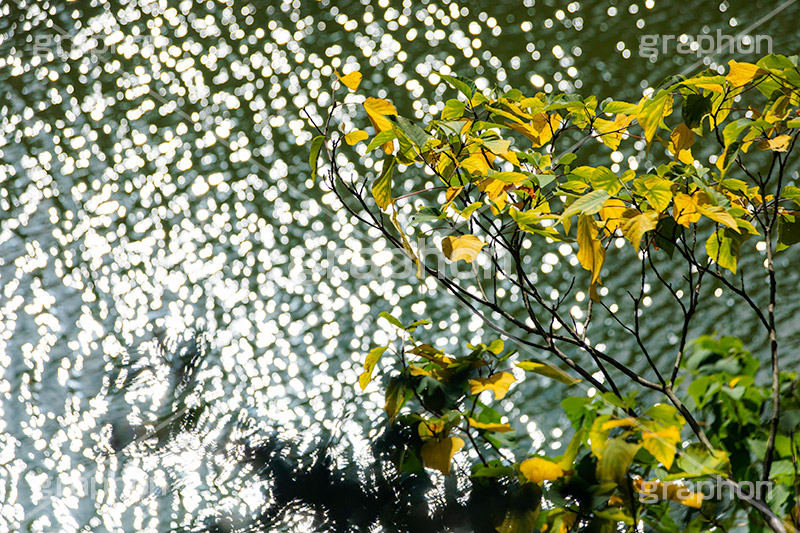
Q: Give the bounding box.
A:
[337,70,362,91]
[669,124,695,163]
[706,228,748,273]
[594,114,633,150]
[469,372,516,400]
[620,209,659,250]
[642,425,681,470]
[596,438,641,485]
[577,214,605,284]
[372,157,395,211]
[363,97,398,153]
[358,346,388,390]
[696,204,739,232]
[633,477,704,509]
[421,436,464,475]
[638,176,675,213]
[490,171,530,184]
[309,135,325,179]
[344,129,368,145]
[516,361,581,385]
[442,234,485,263]
[726,60,767,87]
[519,457,565,483]
[760,134,792,152]
[637,90,672,144]
[600,198,627,233]
[467,417,513,433]
[384,379,405,421]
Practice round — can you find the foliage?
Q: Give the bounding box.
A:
[308,55,800,532]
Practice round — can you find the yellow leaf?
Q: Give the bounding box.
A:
[467,417,513,433]
[363,97,398,153]
[726,60,767,87]
[620,209,659,250]
[358,346,388,390]
[594,114,634,150]
[760,134,792,152]
[669,124,695,163]
[479,178,509,212]
[506,112,562,147]
[519,457,565,483]
[336,70,362,91]
[460,153,491,175]
[344,129,368,145]
[421,436,464,475]
[409,364,432,377]
[469,372,516,400]
[672,192,703,227]
[599,198,627,233]
[633,477,704,509]
[577,214,605,284]
[642,425,681,470]
[557,512,578,533]
[441,234,485,263]
[443,186,463,211]
[600,417,639,430]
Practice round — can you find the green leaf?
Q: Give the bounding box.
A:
[688,376,714,408]
[410,206,444,225]
[559,189,611,222]
[561,396,591,429]
[603,100,640,115]
[471,464,516,478]
[782,185,800,208]
[705,227,749,273]
[372,156,396,210]
[722,118,750,147]
[440,74,475,99]
[654,216,680,257]
[777,213,800,252]
[556,152,578,167]
[394,116,431,148]
[309,135,325,179]
[379,311,404,329]
[682,93,713,129]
